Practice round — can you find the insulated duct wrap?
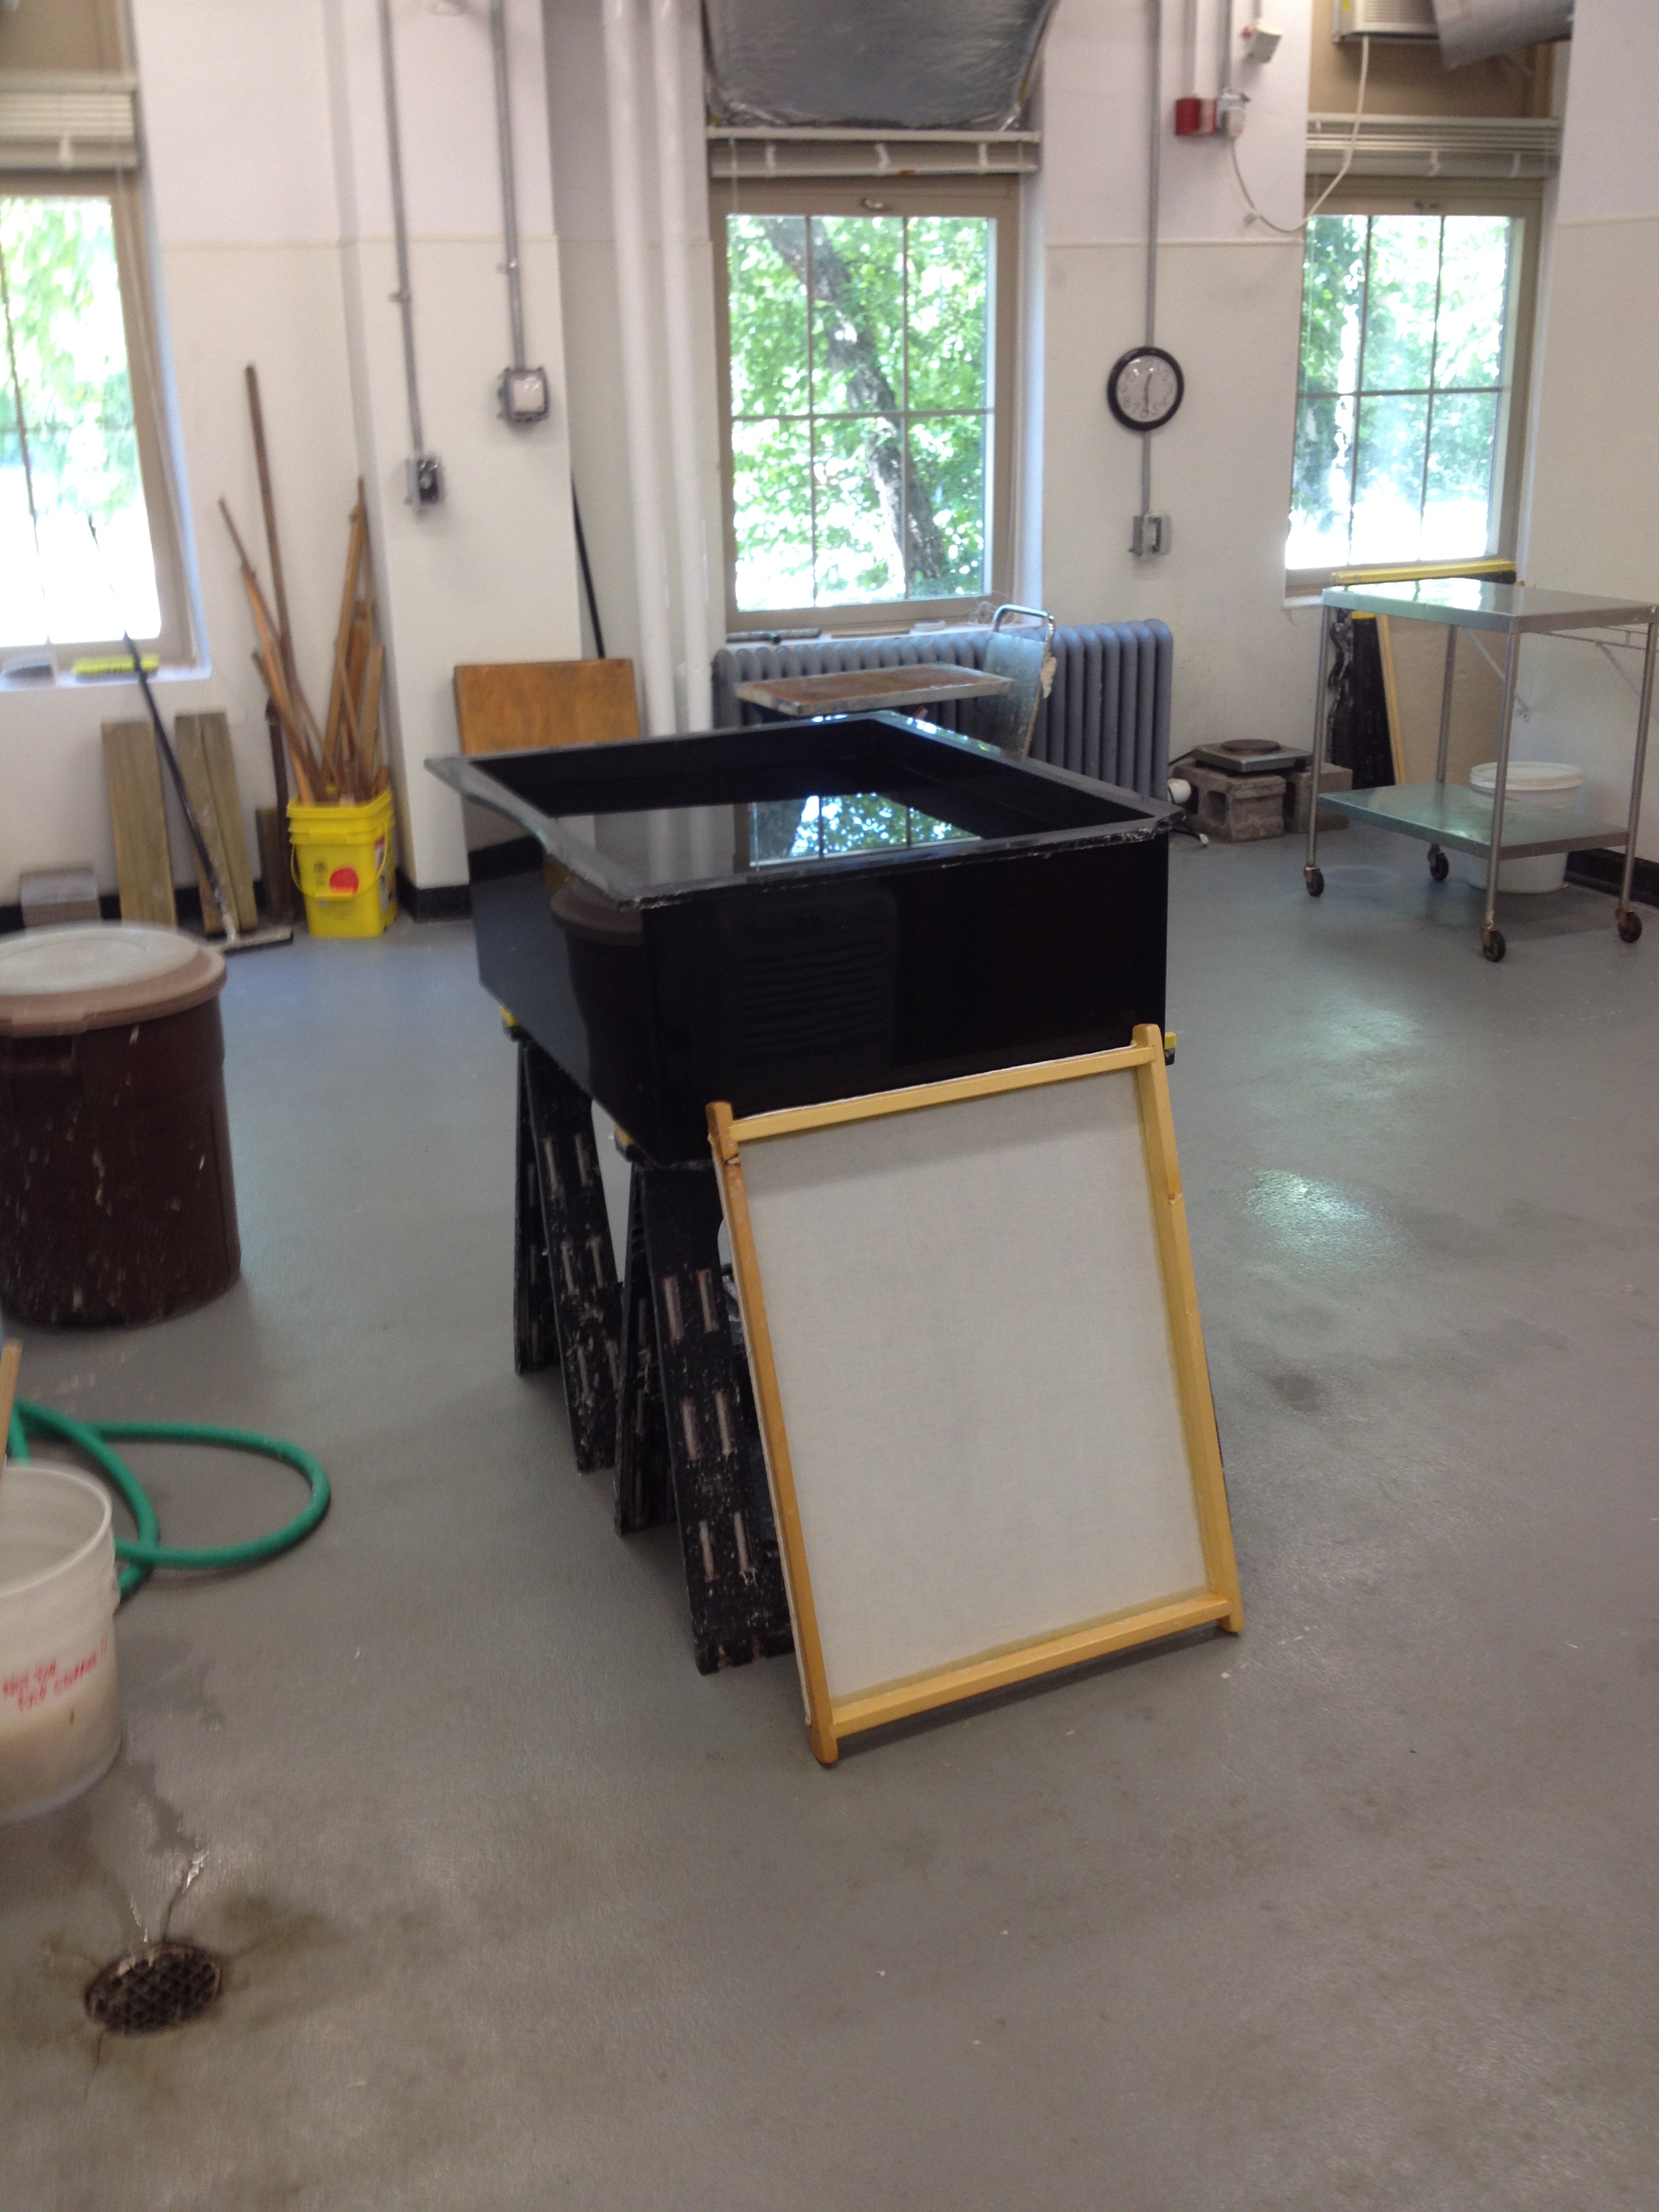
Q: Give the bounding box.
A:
[702,0,1057,129]
[1431,0,1572,68]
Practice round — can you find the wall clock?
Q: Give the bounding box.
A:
[1106,346,1185,432]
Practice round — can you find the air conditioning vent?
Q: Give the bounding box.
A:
[1333,0,1438,39]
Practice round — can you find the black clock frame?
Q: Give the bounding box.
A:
[1106,346,1185,432]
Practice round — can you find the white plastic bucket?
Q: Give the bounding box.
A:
[0,1461,121,1824]
[1464,761,1584,894]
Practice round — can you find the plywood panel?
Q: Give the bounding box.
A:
[176,711,258,933]
[101,720,176,927]
[1383,618,1509,787]
[453,659,640,756]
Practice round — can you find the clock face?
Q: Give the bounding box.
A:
[1107,346,1185,431]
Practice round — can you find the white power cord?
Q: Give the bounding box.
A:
[1231,35,1370,237]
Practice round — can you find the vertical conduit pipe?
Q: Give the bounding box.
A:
[1143,0,1162,520]
[376,0,426,466]
[600,0,676,735]
[489,0,527,373]
[651,0,712,730]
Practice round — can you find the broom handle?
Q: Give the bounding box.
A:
[123,635,237,937]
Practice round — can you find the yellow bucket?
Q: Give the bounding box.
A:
[287,790,397,939]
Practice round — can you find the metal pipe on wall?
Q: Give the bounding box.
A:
[1143,0,1161,520]
[377,0,429,470]
[650,0,712,731]
[600,0,676,735]
[489,0,527,372]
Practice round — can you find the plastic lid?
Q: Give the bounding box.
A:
[0,924,225,1036]
[1469,760,1583,794]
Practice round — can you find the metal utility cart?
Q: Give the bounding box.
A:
[1303,579,1659,962]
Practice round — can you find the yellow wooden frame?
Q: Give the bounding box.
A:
[708,1027,1243,1765]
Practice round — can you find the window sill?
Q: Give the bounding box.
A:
[0,657,210,694]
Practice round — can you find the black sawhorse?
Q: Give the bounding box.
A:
[513,1035,792,1674]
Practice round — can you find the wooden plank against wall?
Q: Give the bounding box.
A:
[176,711,258,930]
[1387,620,1507,787]
[101,720,176,927]
[173,712,257,933]
[453,659,640,756]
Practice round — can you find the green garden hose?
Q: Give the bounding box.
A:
[6,1399,329,1600]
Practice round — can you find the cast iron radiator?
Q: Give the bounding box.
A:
[710,621,1173,798]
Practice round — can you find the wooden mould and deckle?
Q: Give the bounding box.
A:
[710,1028,1242,1765]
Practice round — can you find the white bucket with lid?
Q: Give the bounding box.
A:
[1465,761,1584,894]
[0,1461,122,1823]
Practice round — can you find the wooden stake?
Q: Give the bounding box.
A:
[245,365,297,705]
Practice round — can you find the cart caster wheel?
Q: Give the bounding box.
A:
[1304,865,1325,898]
[1617,907,1643,944]
[1428,846,1449,882]
[1481,924,1507,963]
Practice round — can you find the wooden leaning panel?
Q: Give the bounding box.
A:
[708,1031,1242,1765]
[453,660,640,757]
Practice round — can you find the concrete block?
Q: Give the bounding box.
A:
[1285,763,1354,835]
[1189,766,1287,842]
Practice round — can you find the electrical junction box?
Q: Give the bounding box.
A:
[498,366,551,426]
[1332,0,1438,39]
[1241,20,1282,61]
[406,453,444,508]
[1131,514,1172,557]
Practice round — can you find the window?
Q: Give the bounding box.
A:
[1288,186,1540,586]
[0,0,190,667]
[714,178,1019,633]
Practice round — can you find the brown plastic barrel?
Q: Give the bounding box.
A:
[0,926,239,1326]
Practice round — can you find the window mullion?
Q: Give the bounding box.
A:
[1418,218,1446,546]
[1347,217,1376,562]
[901,216,911,599]
[806,217,817,607]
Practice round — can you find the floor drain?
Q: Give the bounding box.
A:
[85,1942,222,2035]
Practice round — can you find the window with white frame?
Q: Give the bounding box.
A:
[0,0,189,667]
[714,176,1019,633]
[1289,186,1540,585]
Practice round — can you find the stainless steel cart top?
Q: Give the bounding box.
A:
[1322,578,1659,635]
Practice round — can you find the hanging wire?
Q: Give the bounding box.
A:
[1231,35,1371,237]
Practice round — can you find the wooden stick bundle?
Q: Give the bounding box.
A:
[220,475,386,807]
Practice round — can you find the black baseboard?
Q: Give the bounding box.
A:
[394,839,540,922]
[396,872,470,921]
[1565,849,1659,908]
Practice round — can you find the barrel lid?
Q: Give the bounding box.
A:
[0,924,226,1036]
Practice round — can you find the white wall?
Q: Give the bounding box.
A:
[543,0,1319,771]
[541,0,718,724]
[0,0,583,907]
[1038,0,1314,757]
[1514,0,1659,857]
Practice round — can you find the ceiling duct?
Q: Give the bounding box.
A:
[1431,0,1572,67]
[702,0,1059,130]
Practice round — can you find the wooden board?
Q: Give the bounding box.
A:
[733,664,1013,718]
[101,721,176,927]
[1378,617,1509,789]
[710,1031,1242,1765]
[453,659,640,756]
[176,712,258,934]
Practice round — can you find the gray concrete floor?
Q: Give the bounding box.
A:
[4,827,1658,2211]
